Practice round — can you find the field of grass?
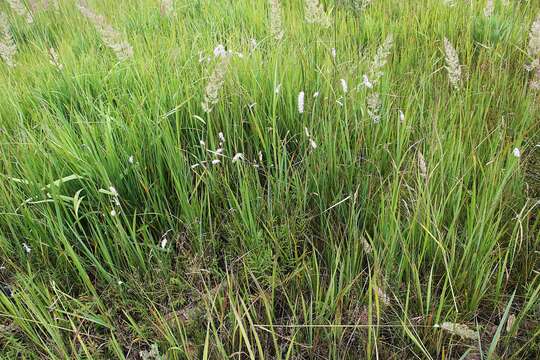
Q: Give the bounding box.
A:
[0,0,539,358]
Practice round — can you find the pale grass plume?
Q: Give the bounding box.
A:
[48,47,63,70]
[201,52,232,113]
[530,67,540,90]
[373,283,390,306]
[506,314,516,333]
[29,0,52,13]
[367,92,381,123]
[434,322,480,340]
[0,12,17,68]
[51,0,59,11]
[360,236,372,254]
[363,34,393,88]
[160,0,175,17]
[526,14,540,89]
[29,0,42,13]
[340,78,348,93]
[268,0,284,40]
[304,0,332,28]
[417,151,427,179]
[355,0,373,12]
[7,0,33,23]
[77,1,133,61]
[483,0,494,17]
[443,37,462,89]
[526,15,540,60]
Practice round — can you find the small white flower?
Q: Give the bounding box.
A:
[232,153,245,162]
[216,148,224,155]
[218,132,225,143]
[199,140,206,147]
[22,243,31,253]
[160,238,168,249]
[191,161,207,169]
[249,38,258,52]
[198,51,208,63]
[399,110,405,122]
[128,155,134,164]
[110,209,117,217]
[211,159,221,165]
[304,127,317,149]
[340,79,348,93]
[313,91,320,98]
[513,148,521,158]
[213,44,227,58]
[109,186,118,196]
[331,47,336,58]
[362,74,373,89]
[298,91,305,114]
[274,83,282,94]
[117,280,123,285]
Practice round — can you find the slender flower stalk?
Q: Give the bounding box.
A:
[77,1,133,61]
[443,37,462,89]
[0,13,17,67]
[268,0,284,40]
[304,0,331,28]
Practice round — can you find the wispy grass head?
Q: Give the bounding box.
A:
[0,12,17,67]
[77,1,133,61]
[304,0,332,28]
[268,0,284,40]
[7,0,33,23]
[443,37,462,89]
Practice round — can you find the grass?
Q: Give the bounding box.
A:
[0,0,539,358]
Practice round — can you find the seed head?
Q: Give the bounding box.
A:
[268,0,284,40]
[0,13,17,67]
[298,91,305,114]
[304,0,332,28]
[443,37,462,89]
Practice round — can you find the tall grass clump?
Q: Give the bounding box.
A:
[0,0,539,359]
